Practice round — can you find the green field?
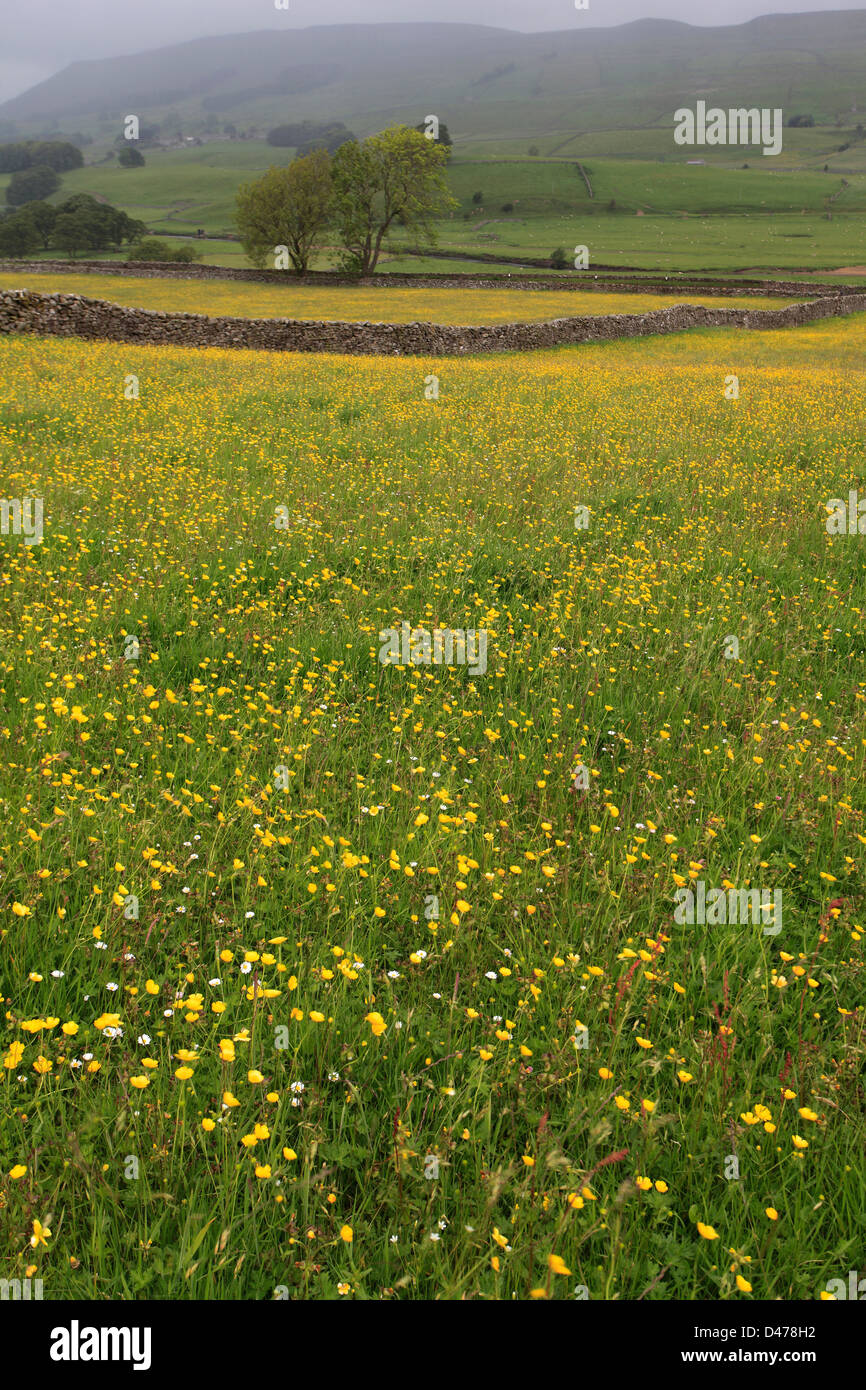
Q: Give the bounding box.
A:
[395,212,866,274]
[3,141,866,276]
[0,307,863,1301]
[1,13,864,1309]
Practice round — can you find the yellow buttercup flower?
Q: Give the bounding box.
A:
[30,1219,52,1248]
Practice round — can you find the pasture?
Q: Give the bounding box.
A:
[0,306,863,1299]
[0,271,793,321]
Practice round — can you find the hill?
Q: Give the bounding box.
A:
[4,13,866,148]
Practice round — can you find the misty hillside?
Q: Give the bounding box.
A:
[4,12,866,142]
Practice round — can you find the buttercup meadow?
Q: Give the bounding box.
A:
[0,312,862,1300]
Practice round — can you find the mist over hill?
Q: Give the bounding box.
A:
[3,12,866,141]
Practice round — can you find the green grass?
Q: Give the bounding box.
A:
[4,142,866,276]
[445,157,866,215]
[0,311,863,1300]
[400,211,866,274]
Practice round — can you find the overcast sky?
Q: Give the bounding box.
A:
[1,0,862,103]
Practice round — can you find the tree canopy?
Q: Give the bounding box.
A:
[332,125,455,274]
[0,209,40,257]
[0,140,82,174]
[5,165,60,207]
[48,194,146,257]
[236,149,334,274]
[266,121,355,154]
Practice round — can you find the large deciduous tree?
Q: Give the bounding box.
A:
[22,200,57,250]
[331,126,456,275]
[0,140,82,173]
[118,145,146,167]
[49,194,145,258]
[235,149,333,274]
[25,140,83,172]
[0,210,40,258]
[0,143,35,173]
[5,164,60,207]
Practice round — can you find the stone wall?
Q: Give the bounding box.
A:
[0,257,856,300]
[0,286,864,358]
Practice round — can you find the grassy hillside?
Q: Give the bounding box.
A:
[5,14,866,145]
[446,159,866,214]
[11,145,865,232]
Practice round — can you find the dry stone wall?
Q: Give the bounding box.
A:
[0,285,864,358]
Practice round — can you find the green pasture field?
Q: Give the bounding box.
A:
[3,143,866,276]
[0,308,863,1300]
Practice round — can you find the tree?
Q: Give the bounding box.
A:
[118,145,146,167]
[25,140,83,171]
[235,150,333,274]
[6,164,60,207]
[57,194,144,248]
[0,210,40,257]
[415,120,453,151]
[49,195,145,257]
[24,200,57,249]
[472,191,483,204]
[266,121,354,153]
[332,126,456,275]
[50,208,102,258]
[0,142,33,173]
[0,139,81,173]
[296,128,355,157]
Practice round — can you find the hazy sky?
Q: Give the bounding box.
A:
[1,0,863,103]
